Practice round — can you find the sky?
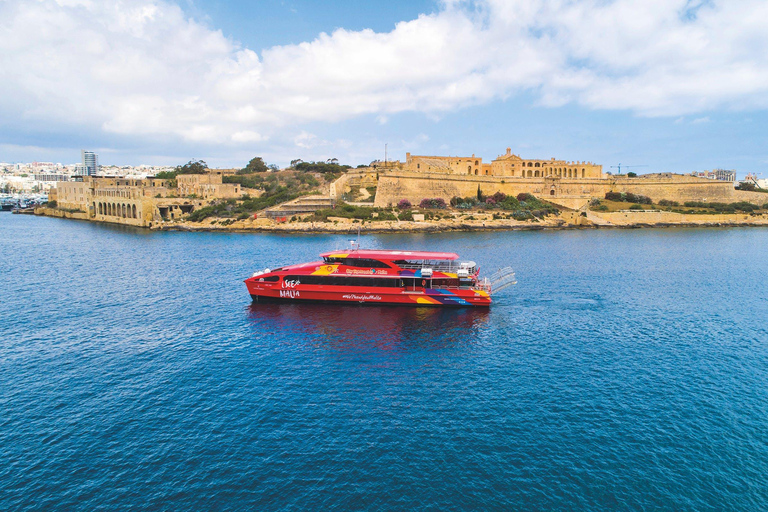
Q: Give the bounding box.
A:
[1,0,767,177]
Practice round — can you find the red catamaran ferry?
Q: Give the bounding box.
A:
[245,248,515,307]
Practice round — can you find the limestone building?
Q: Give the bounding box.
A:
[176,171,241,199]
[403,148,602,178]
[52,170,242,227]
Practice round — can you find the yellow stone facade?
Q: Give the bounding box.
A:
[176,171,241,199]
[402,148,603,178]
[373,171,767,209]
[52,171,242,227]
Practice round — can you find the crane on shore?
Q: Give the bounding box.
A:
[610,164,648,175]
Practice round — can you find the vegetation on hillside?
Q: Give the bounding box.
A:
[447,192,559,219]
[188,170,323,222]
[155,160,209,181]
[310,202,397,222]
[591,195,765,214]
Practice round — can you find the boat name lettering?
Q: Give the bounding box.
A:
[282,279,300,289]
[342,294,382,301]
[280,290,300,298]
[345,269,375,275]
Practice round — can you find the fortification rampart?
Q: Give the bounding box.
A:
[374,171,766,208]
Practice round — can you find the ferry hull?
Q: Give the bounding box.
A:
[246,282,491,307]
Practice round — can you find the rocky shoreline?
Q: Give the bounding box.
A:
[33,206,768,233]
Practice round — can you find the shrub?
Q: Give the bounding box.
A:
[682,200,758,213]
[731,201,759,212]
[512,210,533,221]
[294,161,352,174]
[485,197,497,206]
[419,198,447,209]
[490,191,507,203]
[736,182,756,191]
[397,199,412,210]
[605,191,623,201]
[595,205,609,211]
[658,199,679,207]
[627,172,637,177]
[764,203,768,210]
[452,196,479,209]
[589,198,601,207]
[517,193,534,202]
[629,204,644,210]
[46,200,57,208]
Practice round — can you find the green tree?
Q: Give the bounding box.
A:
[240,157,269,174]
[176,160,208,174]
[736,182,757,191]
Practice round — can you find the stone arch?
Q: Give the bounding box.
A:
[527,170,532,178]
[550,187,556,196]
[534,170,540,177]
[468,165,471,173]
[568,169,573,178]
[132,204,137,218]
[474,169,478,175]
[474,160,479,166]
[527,162,533,167]
[582,168,585,178]
[535,162,540,167]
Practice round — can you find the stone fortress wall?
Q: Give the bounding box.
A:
[373,149,766,209]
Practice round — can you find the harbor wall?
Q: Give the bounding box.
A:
[374,171,767,208]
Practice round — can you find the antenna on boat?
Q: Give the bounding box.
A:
[349,226,361,251]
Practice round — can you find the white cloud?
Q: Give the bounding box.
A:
[1,0,767,146]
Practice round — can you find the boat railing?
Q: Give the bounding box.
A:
[486,267,517,294]
[397,261,477,274]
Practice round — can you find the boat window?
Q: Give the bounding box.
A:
[322,257,391,268]
[283,275,402,287]
[261,275,280,282]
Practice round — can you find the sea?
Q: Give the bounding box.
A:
[2,213,767,510]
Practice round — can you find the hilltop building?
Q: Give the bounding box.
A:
[403,148,603,178]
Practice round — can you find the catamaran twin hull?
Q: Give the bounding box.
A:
[244,249,514,307]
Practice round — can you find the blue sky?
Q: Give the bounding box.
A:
[1,0,767,178]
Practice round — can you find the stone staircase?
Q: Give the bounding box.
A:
[264,195,334,218]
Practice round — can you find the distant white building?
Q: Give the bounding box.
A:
[81,150,99,176]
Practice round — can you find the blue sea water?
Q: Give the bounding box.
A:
[1,214,768,510]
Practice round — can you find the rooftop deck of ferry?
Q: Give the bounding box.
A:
[319,249,476,274]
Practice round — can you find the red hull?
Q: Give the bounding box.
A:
[245,281,491,307]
